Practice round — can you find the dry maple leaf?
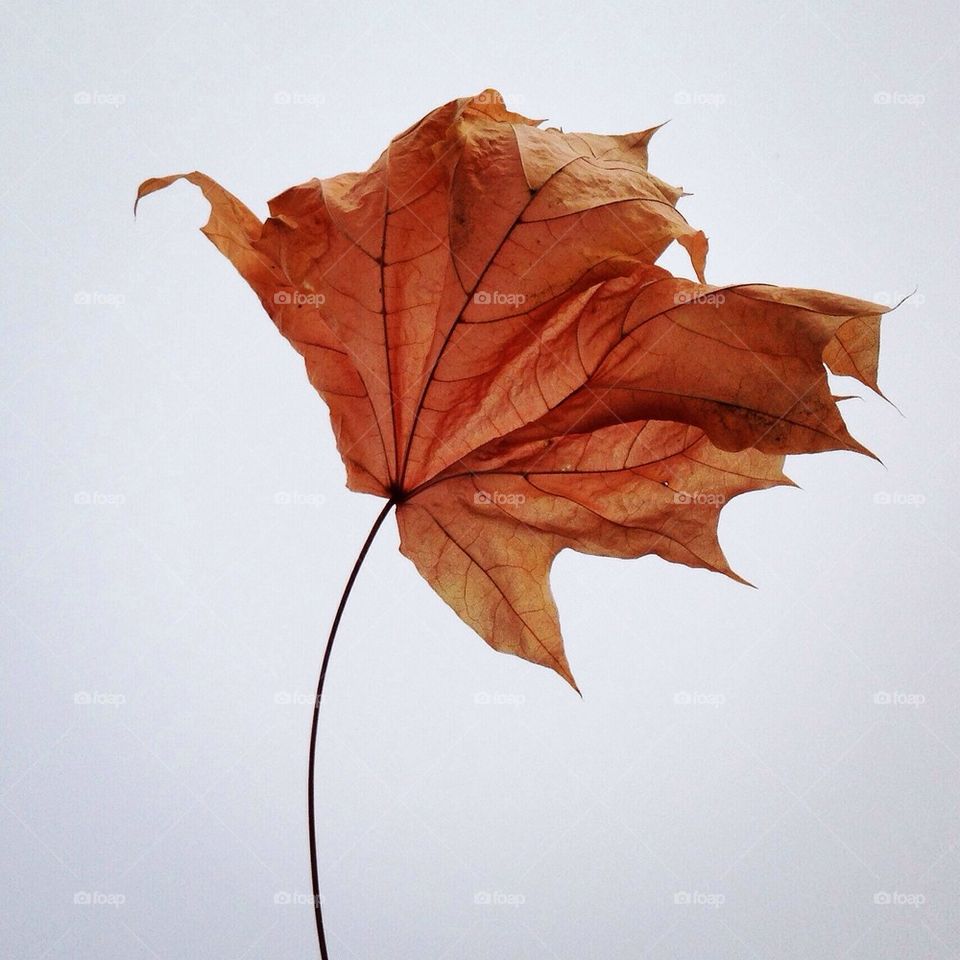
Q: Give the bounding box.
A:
[137,89,888,691]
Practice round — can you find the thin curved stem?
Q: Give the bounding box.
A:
[308,496,397,959]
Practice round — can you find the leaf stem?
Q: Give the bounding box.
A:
[308,496,397,960]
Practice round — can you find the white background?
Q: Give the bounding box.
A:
[2,1,957,957]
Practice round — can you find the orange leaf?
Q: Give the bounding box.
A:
[138,90,888,689]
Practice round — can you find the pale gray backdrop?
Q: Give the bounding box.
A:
[2,1,958,958]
